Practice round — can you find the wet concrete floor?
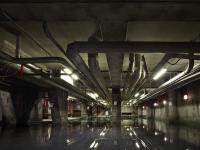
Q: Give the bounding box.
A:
[0,118,199,150]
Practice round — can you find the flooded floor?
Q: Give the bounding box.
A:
[0,118,199,150]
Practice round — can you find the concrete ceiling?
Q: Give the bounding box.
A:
[0,1,200,96]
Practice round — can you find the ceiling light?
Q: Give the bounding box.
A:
[94,93,99,98]
[154,102,158,107]
[135,142,140,149]
[27,63,40,70]
[71,74,79,80]
[162,100,167,105]
[90,141,96,148]
[61,75,73,85]
[153,68,167,80]
[135,93,139,97]
[183,94,188,101]
[63,68,72,74]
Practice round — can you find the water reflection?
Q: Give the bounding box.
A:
[0,118,199,150]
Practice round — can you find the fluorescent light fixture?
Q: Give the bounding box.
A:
[90,141,96,148]
[141,140,147,148]
[136,142,140,148]
[87,93,96,99]
[71,74,79,80]
[153,68,167,80]
[133,131,137,136]
[140,94,145,99]
[61,75,73,85]
[94,142,99,148]
[94,93,99,98]
[27,64,40,70]
[135,93,139,97]
[63,68,72,74]
[129,132,133,136]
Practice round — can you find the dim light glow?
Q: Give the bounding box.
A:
[184,94,188,100]
[71,74,79,80]
[135,93,139,97]
[63,68,72,74]
[154,102,158,107]
[164,137,168,142]
[61,75,73,85]
[154,132,158,135]
[162,100,167,105]
[142,106,145,109]
[153,68,167,80]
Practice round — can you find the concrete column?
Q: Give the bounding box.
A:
[48,90,68,124]
[146,106,153,119]
[81,102,88,118]
[28,98,43,123]
[92,104,97,117]
[112,88,121,125]
[11,87,39,126]
[0,104,2,125]
[168,90,178,123]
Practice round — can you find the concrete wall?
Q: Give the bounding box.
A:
[0,90,16,125]
[140,80,200,126]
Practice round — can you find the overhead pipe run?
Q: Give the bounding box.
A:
[122,53,134,99]
[43,22,107,99]
[129,55,149,99]
[0,52,97,103]
[0,9,51,56]
[126,54,142,99]
[134,57,194,104]
[67,41,200,53]
[131,53,200,98]
[88,53,111,101]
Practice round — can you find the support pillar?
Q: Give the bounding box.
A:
[81,102,88,118]
[48,90,68,124]
[11,87,39,126]
[28,93,44,123]
[112,88,121,125]
[168,90,178,123]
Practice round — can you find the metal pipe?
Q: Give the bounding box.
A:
[129,55,149,98]
[43,22,66,55]
[0,9,51,56]
[126,54,142,99]
[66,51,106,98]
[43,22,107,99]
[122,53,134,99]
[67,41,200,53]
[135,58,194,104]
[0,51,95,102]
[132,53,197,97]
[88,53,111,101]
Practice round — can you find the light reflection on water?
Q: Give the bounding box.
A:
[0,118,199,150]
